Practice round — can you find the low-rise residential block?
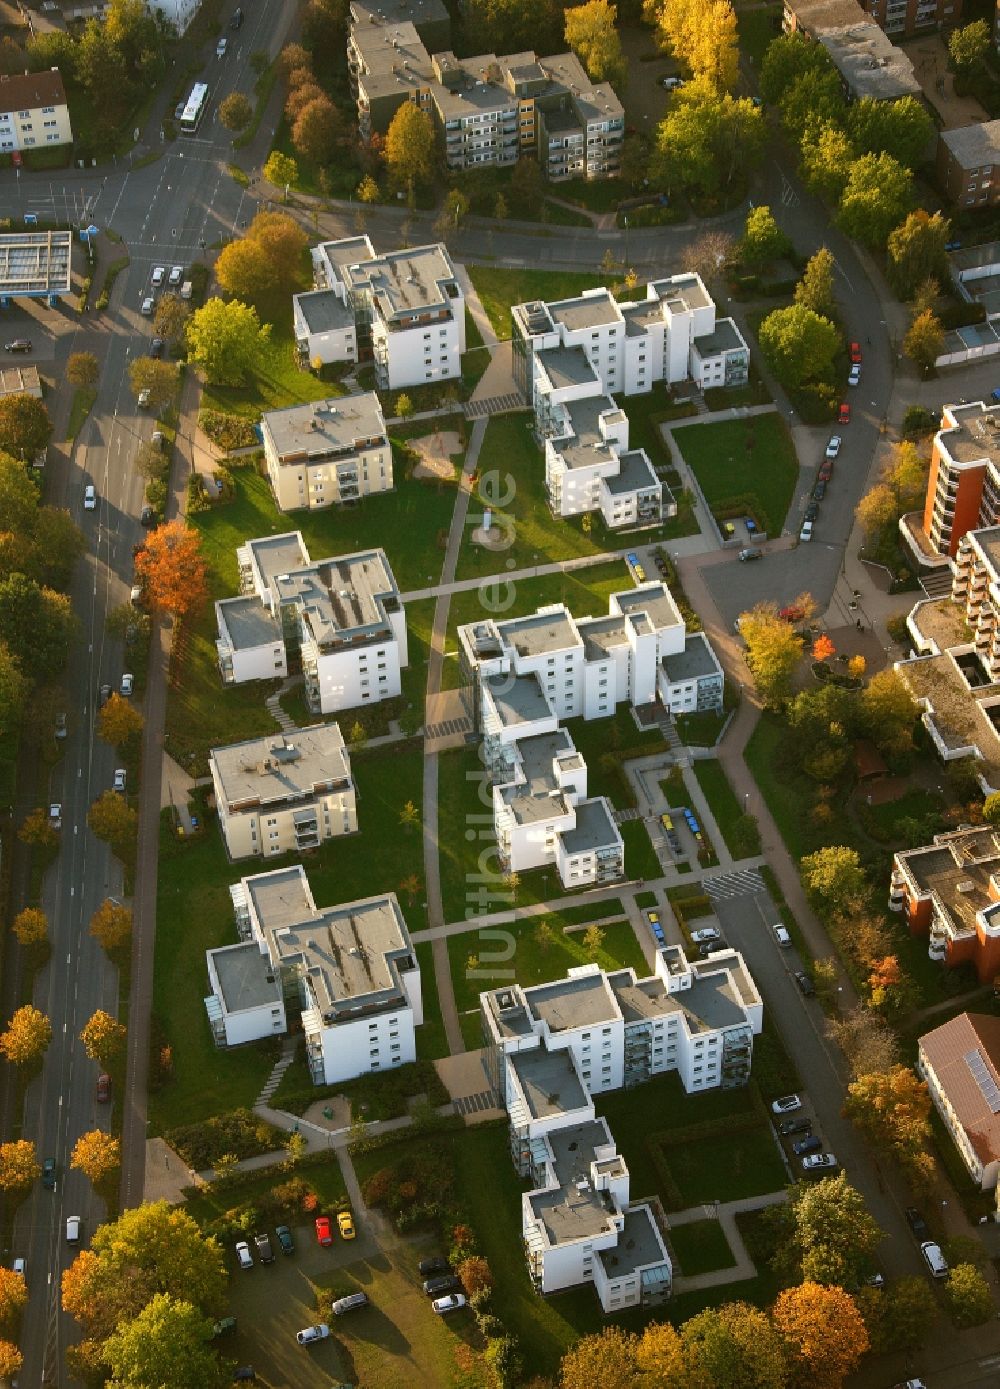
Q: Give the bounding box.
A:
[261,392,390,513]
[783,0,929,78]
[209,723,358,861]
[891,826,1000,982]
[918,1011,1000,1190]
[205,865,422,1084]
[215,532,407,716]
[0,69,73,154]
[938,123,1000,210]
[480,944,762,1310]
[294,235,465,390]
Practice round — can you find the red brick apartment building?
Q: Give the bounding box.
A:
[891,826,1000,982]
[900,401,1000,568]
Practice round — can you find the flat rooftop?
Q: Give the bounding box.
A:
[499,730,578,826]
[614,582,683,634]
[649,273,711,315]
[560,797,620,855]
[0,364,41,397]
[536,345,601,393]
[972,525,1000,580]
[211,724,352,809]
[817,22,921,99]
[538,51,623,124]
[244,864,318,933]
[662,632,722,684]
[245,532,311,591]
[263,394,386,461]
[483,672,552,728]
[578,614,629,660]
[897,650,1000,783]
[898,828,1000,937]
[548,289,621,334]
[211,941,282,1013]
[352,21,435,99]
[598,1204,669,1278]
[694,317,746,356]
[529,1118,623,1246]
[508,1045,590,1121]
[524,969,621,1032]
[607,962,752,1032]
[217,595,283,652]
[349,0,448,28]
[604,448,659,496]
[939,402,1000,467]
[498,606,580,659]
[942,120,1000,171]
[908,597,972,655]
[343,242,460,320]
[0,230,72,296]
[294,288,355,335]
[553,394,625,471]
[621,298,667,334]
[273,549,400,648]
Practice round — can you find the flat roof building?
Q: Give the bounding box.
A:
[783,0,944,60]
[260,393,391,513]
[0,229,71,304]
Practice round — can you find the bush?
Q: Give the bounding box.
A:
[938,300,986,329]
[475,1311,504,1339]
[198,409,259,451]
[166,1109,284,1169]
[361,1167,394,1207]
[485,1335,524,1389]
[902,404,938,439]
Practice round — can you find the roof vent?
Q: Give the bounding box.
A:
[957,880,977,893]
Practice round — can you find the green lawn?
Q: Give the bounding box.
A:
[693,758,762,859]
[67,386,97,442]
[620,818,663,880]
[664,1128,786,1207]
[448,914,644,1014]
[671,414,799,537]
[676,709,727,747]
[415,940,450,1061]
[444,560,631,652]
[200,292,335,420]
[466,267,606,339]
[184,1151,347,1231]
[668,1219,737,1276]
[567,709,667,808]
[151,745,428,1131]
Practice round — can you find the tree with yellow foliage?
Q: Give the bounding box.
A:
[0,1004,52,1067]
[644,0,739,90]
[11,907,47,948]
[71,1130,121,1187]
[0,1140,40,1196]
[564,0,626,89]
[772,1282,869,1389]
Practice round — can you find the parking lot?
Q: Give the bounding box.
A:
[218,1216,480,1387]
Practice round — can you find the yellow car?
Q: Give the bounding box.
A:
[660,813,673,832]
[337,1211,356,1240]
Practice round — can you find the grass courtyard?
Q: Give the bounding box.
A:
[668,1219,737,1276]
[692,759,762,860]
[671,414,799,538]
[443,559,632,653]
[466,266,606,339]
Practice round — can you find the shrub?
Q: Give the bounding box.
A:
[475,1311,504,1339]
[458,1255,493,1297]
[198,409,259,451]
[901,404,938,439]
[361,1167,395,1207]
[165,1109,283,1169]
[450,1222,477,1265]
[485,1334,524,1389]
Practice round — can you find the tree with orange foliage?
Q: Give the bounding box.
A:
[71,1130,121,1187]
[772,1281,869,1389]
[812,634,835,662]
[11,906,47,947]
[0,1341,22,1381]
[0,1265,28,1332]
[845,1064,932,1166]
[89,899,132,957]
[97,692,143,749]
[133,521,207,621]
[0,1004,52,1067]
[0,1139,40,1195]
[457,1256,493,1298]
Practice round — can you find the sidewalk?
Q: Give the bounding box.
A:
[670,1191,788,1294]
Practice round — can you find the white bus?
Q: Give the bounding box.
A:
[179,82,209,136]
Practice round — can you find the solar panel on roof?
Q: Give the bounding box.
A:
[965,1047,1000,1114]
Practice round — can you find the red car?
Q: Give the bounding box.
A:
[838,402,851,424]
[315,1216,333,1247]
[778,605,805,623]
[849,341,862,364]
[95,1073,111,1103]
[818,460,833,482]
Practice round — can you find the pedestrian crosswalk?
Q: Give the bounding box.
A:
[704,867,765,901]
[452,1088,500,1115]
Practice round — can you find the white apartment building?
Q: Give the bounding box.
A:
[479,946,762,1310]
[512,277,750,411]
[215,532,408,717]
[0,70,72,154]
[458,584,724,727]
[147,0,201,32]
[295,235,465,390]
[260,392,390,514]
[205,865,422,1086]
[209,723,358,862]
[543,391,667,531]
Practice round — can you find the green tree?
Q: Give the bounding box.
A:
[214,239,275,300]
[681,1301,789,1388]
[292,94,341,166]
[789,1173,883,1287]
[218,91,252,131]
[0,393,52,462]
[739,205,790,267]
[0,451,39,535]
[740,603,804,708]
[870,1276,938,1352]
[0,573,75,684]
[654,79,764,199]
[511,157,544,216]
[153,292,190,344]
[103,1292,226,1388]
[463,0,562,55]
[302,0,349,52]
[0,642,26,737]
[263,149,298,196]
[759,30,832,105]
[794,247,836,318]
[943,1262,994,1327]
[903,307,944,374]
[67,352,99,388]
[859,668,918,758]
[799,122,854,204]
[385,102,435,201]
[395,392,414,419]
[128,357,179,410]
[187,299,271,386]
[887,210,949,300]
[780,68,845,149]
[565,0,626,88]
[444,188,470,227]
[847,96,934,170]
[582,924,605,957]
[836,153,912,249]
[801,845,867,912]
[855,483,897,541]
[949,19,991,74]
[758,303,840,390]
[399,799,420,830]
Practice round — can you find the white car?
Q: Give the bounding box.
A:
[55,712,67,739]
[771,1094,801,1115]
[151,265,166,287]
[432,1294,468,1314]
[773,924,791,948]
[825,435,841,459]
[49,803,62,830]
[113,768,127,793]
[140,296,154,316]
[217,36,228,56]
[689,927,720,945]
[84,484,96,510]
[235,1240,253,1270]
[11,1258,25,1283]
[137,389,150,407]
[66,1215,81,1243]
[296,1323,330,1345]
[168,265,183,286]
[802,1153,838,1172]
[848,363,861,386]
[120,673,134,697]
[660,75,684,90]
[799,520,814,543]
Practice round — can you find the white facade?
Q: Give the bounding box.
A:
[543,395,667,532]
[480,947,762,1310]
[205,866,422,1087]
[309,236,465,391]
[209,724,358,862]
[261,393,391,514]
[148,0,201,32]
[215,532,407,718]
[0,70,73,153]
[292,287,358,367]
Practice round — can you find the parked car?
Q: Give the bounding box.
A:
[151,266,166,287]
[778,1115,811,1136]
[99,683,111,706]
[799,520,813,543]
[433,1294,468,1314]
[11,1258,26,1283]
[95,1072,111,1103]
[773,924,791,947]
[84,484,96,510]
[838,402,851,424]
[848,363,861,386]
[113,768,127,793]
[174,101,186,120]
[275,1224,294,1256]
[849,341,862,364]
[331,1291,369,1316]
[794,971,815,996]
[141,296,154,316]
[778,605,804,623]
[140,504,156,527]
[233,1368,256,1381]
[419,1256,451,1277]
[793,1134,823,1156]
[771,1094,801,1115]
[337,1211,356,1240]
[315,1216,333,1247]
[905,1207,930,1242]
[231,5,243,24]
[818,459,833,482]
[120,673,134,697]
[137,389,150,407]
[42,1158,57,1189]
[802,1153,838,1172]
[55,711,67,739]
[150,337,164,359]
[423,1274,462,1296]
[813,480,827,501]
[212,1316,237,1338]
[254,1232,274,1264]
[690,927,720,945]
[825,435,842,459]
[235,1241,253,1270]
[660,75,685,89]
[296,1323,330,1346]
[4,339,32,353]
[168,265,184,286]
[66,1215,81,1243]
[216,36,228,55]
[738,546,763,561]
[49,803,62,830]
[804,500,819,523]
